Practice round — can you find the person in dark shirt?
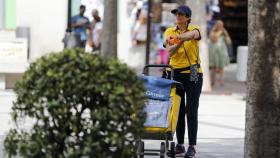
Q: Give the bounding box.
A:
[71,5,90,48]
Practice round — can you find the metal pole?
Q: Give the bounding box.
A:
[67,0,72,32]
[145,0,152,74]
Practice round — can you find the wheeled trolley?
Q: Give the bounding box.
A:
[136,64,182,158]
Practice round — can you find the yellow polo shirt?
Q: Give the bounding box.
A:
[164,25,203,73]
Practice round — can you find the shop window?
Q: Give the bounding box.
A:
[5,0,16,29]
[72,0,81,16]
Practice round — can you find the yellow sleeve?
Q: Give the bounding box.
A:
[189,25,201,40]
[190,25,200,30]
[163,28,174,48]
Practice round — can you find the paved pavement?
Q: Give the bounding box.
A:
[141,64,246,158]
[209,64,246,95]
[141,92,245,158]
[0,63,246,157]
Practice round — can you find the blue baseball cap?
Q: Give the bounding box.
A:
[171,5,192,17]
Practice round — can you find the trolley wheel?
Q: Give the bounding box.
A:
[160,142,165,158]
[165,139,169,150]
[170,142,175,158]
[134,140,140,158]
[139,141,144,158]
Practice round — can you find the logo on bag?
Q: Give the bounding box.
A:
[145,91,164,99]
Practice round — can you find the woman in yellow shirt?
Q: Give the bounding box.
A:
[164,5,203,158]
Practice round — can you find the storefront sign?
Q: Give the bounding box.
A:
[0,38,28,62]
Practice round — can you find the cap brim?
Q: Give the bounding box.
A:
[171,9,178,14]
[171,9,186,15]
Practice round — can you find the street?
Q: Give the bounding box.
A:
[0,64,246,157]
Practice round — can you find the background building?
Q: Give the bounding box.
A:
[0,0,248,90]
[220,0,248,61]
[0,0,68,89]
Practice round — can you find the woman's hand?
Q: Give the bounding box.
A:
[165,36,184,57]
[166,36,181,46]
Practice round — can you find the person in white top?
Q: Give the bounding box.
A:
[132,9,147,45]
[88,9,103,52]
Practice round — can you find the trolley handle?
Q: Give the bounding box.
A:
[142,64,174,80]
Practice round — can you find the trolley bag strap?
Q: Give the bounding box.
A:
[182,43,201,83]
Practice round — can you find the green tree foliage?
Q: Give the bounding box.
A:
[4,49,146,158]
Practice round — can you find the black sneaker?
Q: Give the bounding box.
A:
[184,146,196,158]
[167,144,185,156]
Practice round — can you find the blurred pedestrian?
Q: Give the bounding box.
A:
[132,9,147,45]
[128,9,148,68]
[130,0,143,39]
[71,5,90,48]
[155,26,168,64]
[163,5,203,158]
[209,20,231,86]
[88,9,102,53]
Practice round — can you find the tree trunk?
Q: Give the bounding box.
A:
[186,0,211,91]
[245,0,280,157]
[101,0,117,58]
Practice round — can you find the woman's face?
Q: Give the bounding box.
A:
[175,12,189,25]
[139,10,148,23]
[216,21,224,31]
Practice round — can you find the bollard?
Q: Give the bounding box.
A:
[236,46,248,82]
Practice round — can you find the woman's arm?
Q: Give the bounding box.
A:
[87,28,94,47]
[132,22,140,45]
[165,29,200,57]
[210,31,218,43]
[177,29,201,41]
[223,29,232,44]
[165,36,184,57]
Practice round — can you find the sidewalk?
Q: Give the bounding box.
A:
[209,64,246,95]
[142,93,245,158]
[138,64,246,158]
[0,64,246,157]
[198,64,246,158]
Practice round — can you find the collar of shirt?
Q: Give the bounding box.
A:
[172,25,190,33]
